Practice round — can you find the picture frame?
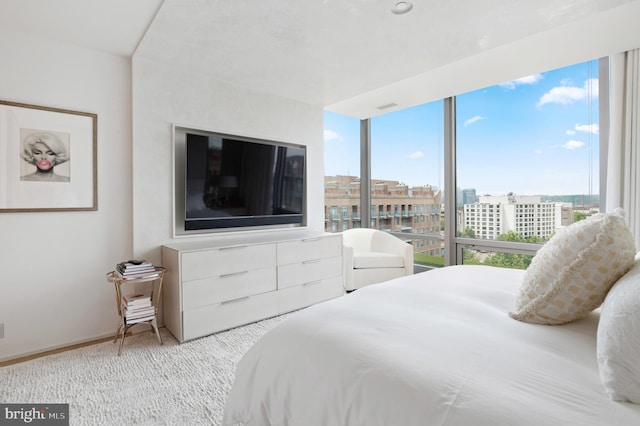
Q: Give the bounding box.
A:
[0,100,97,212]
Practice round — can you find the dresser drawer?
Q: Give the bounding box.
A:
[276,276,344,313]
[183,290,279,341]
[182,267,277,309]
[181,243,276,281]
[277,256,342,290]
[277,235,341,265]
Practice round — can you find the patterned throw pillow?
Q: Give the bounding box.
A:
[509,209,636,325]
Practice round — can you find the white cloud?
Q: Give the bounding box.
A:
[563,140,584,150]
[500,73,543,89]
[324,129,343,142]
[533,149,543,155]
[409,151,424,159]
[537,78,599,107]
[574,123,599,134]
[566,130,576,135]
[464,115,486,127]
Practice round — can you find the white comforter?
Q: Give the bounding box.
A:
[222,265,640,425]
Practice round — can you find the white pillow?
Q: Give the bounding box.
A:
[509,209,636,325]
[597,253,640,404]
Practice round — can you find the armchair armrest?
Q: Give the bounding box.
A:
[343,244,354,291]
[402,243,414,276]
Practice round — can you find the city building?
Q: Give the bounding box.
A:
[325,175,443,256]
[462,193,573,240]
[462,188,477,205]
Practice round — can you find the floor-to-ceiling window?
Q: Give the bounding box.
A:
[324,58,603,271]
[454,59,599,268]
[323,111,361,233]
[370,101,444,269]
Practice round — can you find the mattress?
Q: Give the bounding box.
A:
[222,265,640,425]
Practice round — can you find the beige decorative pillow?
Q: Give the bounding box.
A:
[509,209,636,325]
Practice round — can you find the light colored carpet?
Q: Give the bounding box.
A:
[0,314,290,425]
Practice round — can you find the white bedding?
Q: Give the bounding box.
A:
[222,265,640,425]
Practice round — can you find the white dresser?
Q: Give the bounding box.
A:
[161,230,344,342]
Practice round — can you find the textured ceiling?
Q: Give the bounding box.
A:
[1,0,639,117]
[0,0,162,56]
[136,0,636,113]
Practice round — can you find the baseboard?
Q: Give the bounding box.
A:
[0,327,160,366]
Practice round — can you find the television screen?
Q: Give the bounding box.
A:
[184,132,305,230]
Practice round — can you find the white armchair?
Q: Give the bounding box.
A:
[342,228,414,291]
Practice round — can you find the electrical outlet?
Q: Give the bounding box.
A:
[0,323,4,339]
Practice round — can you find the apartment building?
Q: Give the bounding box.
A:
[462,193,573,240]
[324,175,443,256]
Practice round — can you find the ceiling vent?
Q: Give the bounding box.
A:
[376,102,399,110]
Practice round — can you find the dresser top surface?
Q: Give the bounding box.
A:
[162,229,339,252]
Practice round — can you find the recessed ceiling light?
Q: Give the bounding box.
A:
[391,1,413,15]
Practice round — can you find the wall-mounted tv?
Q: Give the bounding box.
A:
[174,126,306,234]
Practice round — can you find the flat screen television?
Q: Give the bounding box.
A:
[177,128,305,232]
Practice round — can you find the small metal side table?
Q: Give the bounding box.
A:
[106,267,166,355]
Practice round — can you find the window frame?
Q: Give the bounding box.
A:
[327,57,608,267]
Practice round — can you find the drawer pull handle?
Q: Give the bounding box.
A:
[302,238,320,243]
[220,270,249,278]
[303,280,322,287]
[221,296,250,305]
[220,245,248,251]
[303,259,322,264]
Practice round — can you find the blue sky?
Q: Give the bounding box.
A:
[324,59,599,196]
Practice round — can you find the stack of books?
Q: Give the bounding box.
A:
[115,260,159,280]
[122,293,155,325]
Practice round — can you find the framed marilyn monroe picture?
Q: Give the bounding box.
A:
[0,100,97,212]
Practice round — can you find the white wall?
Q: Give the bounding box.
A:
[0,26,324,362]
[130,57,325,263]
[0,29,133,361]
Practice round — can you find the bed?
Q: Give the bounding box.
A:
[222,264,640,425]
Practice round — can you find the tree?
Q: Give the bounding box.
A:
[484,251,533,270]
[485,231,536,270]
[525,235,542,244]
[458,227,476,238]
[574,211,588,222]
[497,230,525,242]
[463,249,481,265]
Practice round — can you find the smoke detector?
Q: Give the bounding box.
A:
[391,2,413,15]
